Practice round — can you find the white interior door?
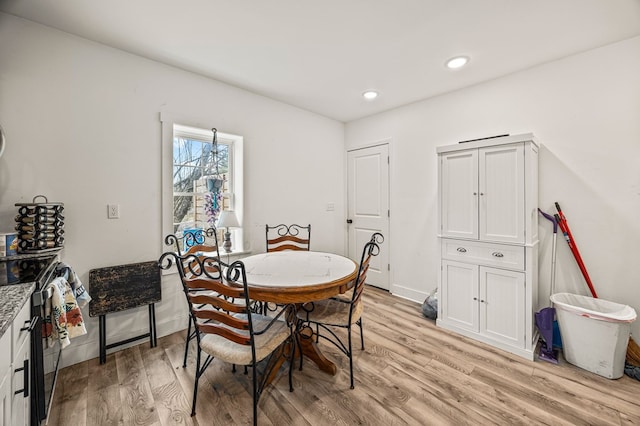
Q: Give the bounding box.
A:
[347,144,390,290]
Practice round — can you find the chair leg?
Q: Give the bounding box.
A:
[289,337,294,392]
[348,326,355,390]
[191,347,201,416]
[252,364,258,426]
[358,318,365,350]
[183,317,192,368]
[296,321,304,371]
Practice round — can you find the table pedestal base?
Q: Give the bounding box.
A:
[298,325,337,375]
[265,325,337,386]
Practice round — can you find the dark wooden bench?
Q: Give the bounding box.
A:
[89,261,161,364]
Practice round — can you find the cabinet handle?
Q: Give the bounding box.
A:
[480,192,485,196]
[20,316,37,332]
[473,297,478,301]
[456,247,467,253]
[14,359,29,398]
[492,252,504,258]
[480,299,486,303]
[473,192,477,195]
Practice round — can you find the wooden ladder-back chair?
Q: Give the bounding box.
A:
[164,228,224,368]
[265,224,311,252]
[158,253,295,425]
[296,232,383,389]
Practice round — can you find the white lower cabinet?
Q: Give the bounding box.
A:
[0,298,31,426]
[0,373,10,426]
[12,337,30,426]
[479,266,525,348]
[0,330,11,426]
[438,237,536,359]
[441,260,479,333]
[441,260,525,347]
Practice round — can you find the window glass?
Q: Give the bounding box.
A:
[172,127,233,250]
[161,116,244,256]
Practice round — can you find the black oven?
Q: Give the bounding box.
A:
[1,254,61,425]
[30,255,62,426]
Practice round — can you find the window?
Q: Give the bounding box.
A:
[161,114,244,254]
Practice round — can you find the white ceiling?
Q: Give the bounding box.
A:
[2,0,639,122]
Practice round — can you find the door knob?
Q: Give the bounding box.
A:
[346,219,353,224]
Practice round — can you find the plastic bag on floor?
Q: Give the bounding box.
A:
[625,363,640,381]
[422,288,438,320]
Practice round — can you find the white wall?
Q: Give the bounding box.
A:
[346,36,640,340]
[0,13,346,367]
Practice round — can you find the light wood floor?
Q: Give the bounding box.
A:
[49,286,640,425]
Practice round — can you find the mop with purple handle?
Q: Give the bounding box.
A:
[535,208,559,364]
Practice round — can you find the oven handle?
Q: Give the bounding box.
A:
[14,359,29,398]
[33,285,55,307]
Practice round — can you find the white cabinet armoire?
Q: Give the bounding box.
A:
[437,133,539,360]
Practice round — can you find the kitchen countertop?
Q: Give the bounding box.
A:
[0,283,34,338]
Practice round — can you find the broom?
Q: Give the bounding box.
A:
[627,337,640,367]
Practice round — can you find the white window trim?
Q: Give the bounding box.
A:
[160,112,244,255]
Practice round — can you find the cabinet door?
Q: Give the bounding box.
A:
[441,260,479,332]
[478,144,525,243]
[479,266,525,348]
[11,338,29,426]
[0,330,10,426]
[440,149,478,239]
[0,372,10,426]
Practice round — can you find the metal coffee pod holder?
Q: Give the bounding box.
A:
[15,195,65,252]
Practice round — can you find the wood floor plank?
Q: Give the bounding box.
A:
[48,286,640,425]
[51,361,89,426]
[86,384,123,426]
[115,346,162,425]
[273,365,364,425]
[87,353,119,393]
[164,335,231,425]
[140,343,195,426]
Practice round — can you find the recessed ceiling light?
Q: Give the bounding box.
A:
[446,56,469,69]
[363,90,378,100]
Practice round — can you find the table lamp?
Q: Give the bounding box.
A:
[217,210,240,253]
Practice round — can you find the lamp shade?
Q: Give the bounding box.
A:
[217,210,240,228]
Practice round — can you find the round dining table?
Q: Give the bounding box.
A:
[241,251,358,375]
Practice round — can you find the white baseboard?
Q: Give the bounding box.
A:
[390,283,428,304]
[436,319,535,361]
[59,312,190,368]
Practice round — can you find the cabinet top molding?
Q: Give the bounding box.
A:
[436,133,538,154]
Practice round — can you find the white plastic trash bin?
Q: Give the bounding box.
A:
[550,293,637,379]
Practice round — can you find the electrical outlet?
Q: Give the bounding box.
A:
[107,204,120,219]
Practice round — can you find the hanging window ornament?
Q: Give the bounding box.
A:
[204,127,224,226]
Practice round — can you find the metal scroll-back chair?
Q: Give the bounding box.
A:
[263,223,312,315]
[158,253,295,425]
[297,232,383,389]
[265,224,311,252]
[164,228,223,368]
